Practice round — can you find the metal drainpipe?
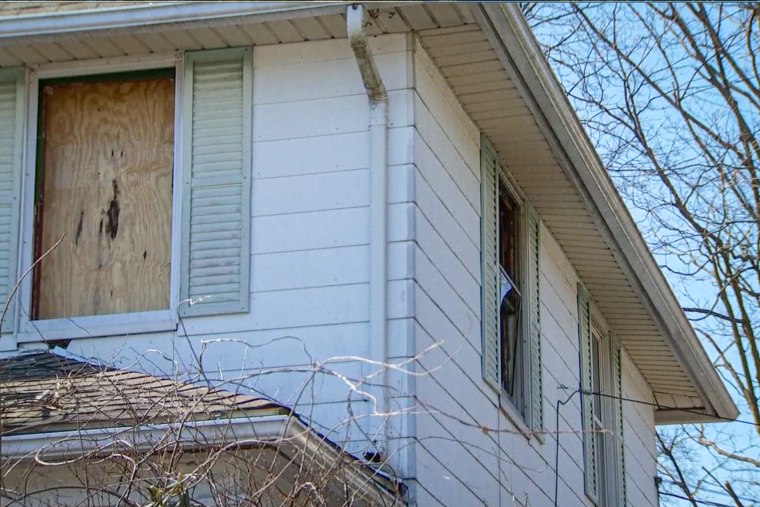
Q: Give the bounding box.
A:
[347,3,389,454]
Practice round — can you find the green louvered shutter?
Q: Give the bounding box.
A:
[180,48,252,317]
[610,331,627,505]
[0,69,24,334]
[480,134,500,391]
[577,284,599,501]
[526,205,542,430]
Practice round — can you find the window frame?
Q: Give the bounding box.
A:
[480,133,542,435]
[496,172,529,416]
[580,291,626,506]
[590,320,613,505]
[16,53,185,342]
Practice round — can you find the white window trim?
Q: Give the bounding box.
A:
[16,53,185,343]
[492,162,542,437]
[496,170,530,413]
[584,301,625,506]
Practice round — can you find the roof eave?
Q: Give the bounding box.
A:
[0,2,345,44]
[478,3,738,423]
[2,413,400,501]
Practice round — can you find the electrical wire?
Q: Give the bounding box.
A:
[551,385,757,507]
[658,491,740,507]
[553,388,580,507]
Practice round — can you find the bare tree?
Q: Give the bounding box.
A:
[525,2,760,505]
[0,348,408,507]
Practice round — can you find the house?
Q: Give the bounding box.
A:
[0,349,401,505]
[0,2,737,506]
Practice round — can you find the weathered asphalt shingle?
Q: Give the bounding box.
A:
[0,350,288,435]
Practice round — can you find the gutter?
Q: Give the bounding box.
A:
[0,2,346,43]
[347,3,390,452]
[475,3,738,422]
[2,414,291,460]
[2,414,400,502]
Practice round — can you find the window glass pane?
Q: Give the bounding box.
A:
[498,179,522,402]
[592,331,602,417]
[498,180,519,284]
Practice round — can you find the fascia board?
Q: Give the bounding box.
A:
[0,2,345,43]
[3,414,398,502]
[1,414,291,460]
[475,3,738,423]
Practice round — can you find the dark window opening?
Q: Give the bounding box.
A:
[498,179,522,401]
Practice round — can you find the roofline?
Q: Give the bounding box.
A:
[477,3,738,423]
[0,2,345,43]
[0,0,735,423]
[2,413,399,501]
[2,413,291,459]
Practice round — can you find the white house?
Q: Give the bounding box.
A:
[0,2,737,506]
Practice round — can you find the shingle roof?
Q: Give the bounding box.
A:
[0,2,145,17]
[0,350,288,435]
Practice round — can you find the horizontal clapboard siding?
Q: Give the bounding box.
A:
[409,39,659,506]
[181,48,252,316]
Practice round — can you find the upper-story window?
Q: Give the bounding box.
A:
[34,72,175,320]
[480,134,542,432]
[577,285,627,505]
[0,48,253,342]
[498,179,522,403]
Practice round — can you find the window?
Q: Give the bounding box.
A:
[33,71,175,320]
[480,134,542,431]
[498,179,522,404]
[578,285,626,505]
[0,47,252,341]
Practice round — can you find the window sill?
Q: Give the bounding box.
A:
[16,309,177,343]
[498,395,544,444]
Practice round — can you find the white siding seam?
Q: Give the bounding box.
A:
[413,311,588,494]
[540,268,582,345]
[410,474,448,507]
[413,41,480,176]
[253,203,369,219]
[413,271,480,357]
[540,301,582,386]
[413,99,480,211]
[412,125,479,224]
[414,238,480,318]
[414,155,480,250]
[253,165,370,181]
[413,433,494,503]
[415,198,480,286]
[414,320,498,426]
[413,204,479,297]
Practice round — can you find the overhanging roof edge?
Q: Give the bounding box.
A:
[0,2,345,43]
[478,3,737,423]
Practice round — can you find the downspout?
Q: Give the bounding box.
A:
[347,3,389,453]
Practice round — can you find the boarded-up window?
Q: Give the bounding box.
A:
[34,72,174,319]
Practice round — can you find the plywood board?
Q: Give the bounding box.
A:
[37,75,174,319]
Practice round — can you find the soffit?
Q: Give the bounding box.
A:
[0,2,727,421]
[0,3,473,65]
[414,22,708,418]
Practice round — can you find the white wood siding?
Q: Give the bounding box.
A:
[47,34,416,454]
[15,30,659,506]
[409,39,658,506]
